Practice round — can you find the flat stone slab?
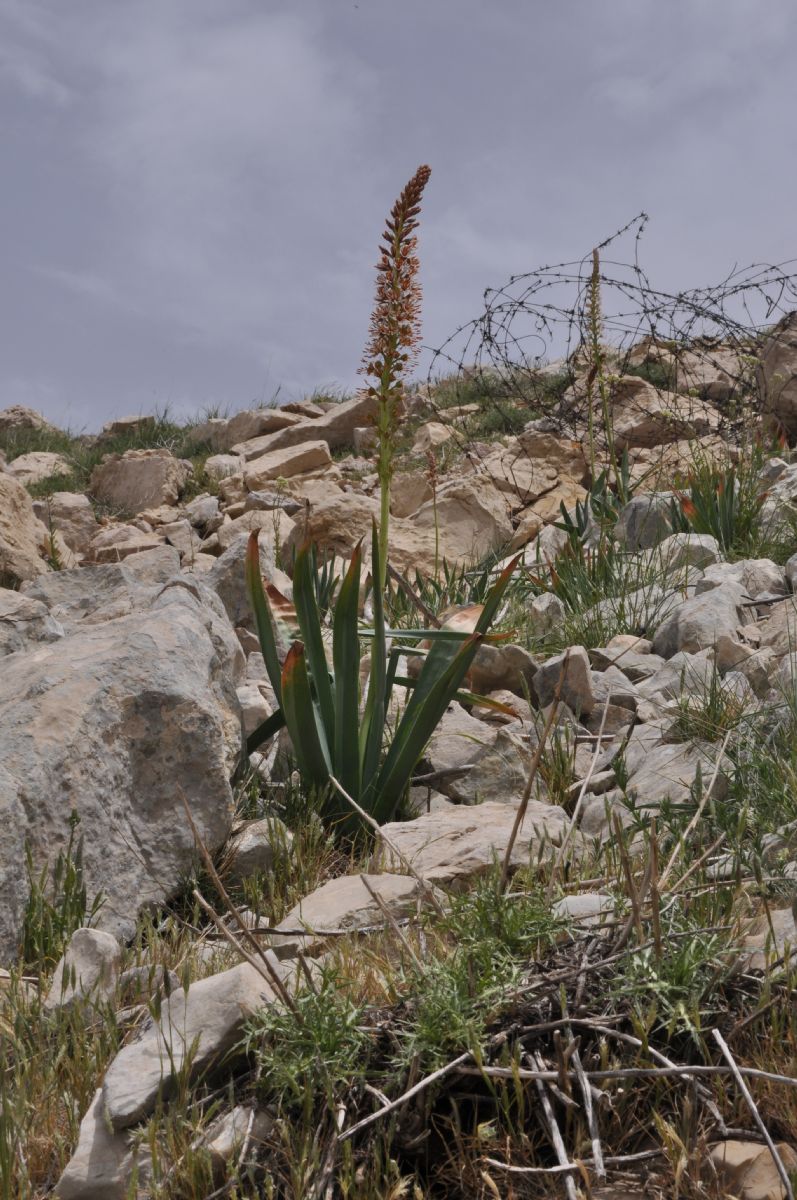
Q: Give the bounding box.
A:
[102,957,295,1130]
[378,800,569,886]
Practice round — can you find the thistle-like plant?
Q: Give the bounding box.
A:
[361,164,432,589]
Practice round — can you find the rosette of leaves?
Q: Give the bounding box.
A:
[245,526,517,834]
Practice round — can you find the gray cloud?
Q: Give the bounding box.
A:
[1,0,796,429]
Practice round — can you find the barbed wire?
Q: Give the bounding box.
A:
[425,214,797,446]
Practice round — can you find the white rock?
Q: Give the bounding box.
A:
[243,440,333,490]
[102,958,294,1129]
[0,473,52,584]
[0,576,243,960]
[44,928,121,1011]
[226,818,290,882]
[411,421,452,454]
[90,449,192,514]
[7,451,72,486]
[534,646,595,715]
[651,582,748,658]
[378,800,569,886]
[54,1089,151,1199]
[0,591,63,656]
[32,492,100,557]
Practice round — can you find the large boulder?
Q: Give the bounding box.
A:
[408,479,513,566]
[7,451,72,486]
[0,473,52,585]
[759,311,797,441]
[0,404,54,434]
[231,393,377,460]
[0,573,244,962]
[206,533,278,628]
[651,582,748,658]
[243,440,332,490]
[610,377,719,449]
[90,449,192,514]
[283,483,511,577]
[188,407,302,453]
[32,492,100,558]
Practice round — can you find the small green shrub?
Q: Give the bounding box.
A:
[245,970,369,1112]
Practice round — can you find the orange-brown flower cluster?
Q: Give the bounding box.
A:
[361,164,431,413]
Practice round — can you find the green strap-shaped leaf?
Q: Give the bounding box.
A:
[368,554,520,823]
[333,542,363,802]
[281,642,331,789]
[245,531,282,705]
[293,542,336,748]
[246,707,287,755]
[370,632,484,823]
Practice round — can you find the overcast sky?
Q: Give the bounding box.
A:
[1,0,796,431]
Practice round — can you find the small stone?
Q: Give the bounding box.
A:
[226,817,291,882]
[199,1105,274,1171]
[534,646,595,715]
[44,928,121,1012]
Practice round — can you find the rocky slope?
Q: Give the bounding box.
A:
[4,317,797,1197]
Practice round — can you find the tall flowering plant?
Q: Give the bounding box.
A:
[361,164,432,588]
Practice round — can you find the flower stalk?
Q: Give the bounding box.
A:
[361,164,432,589]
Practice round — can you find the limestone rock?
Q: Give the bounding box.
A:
[225,817,290,882]
[624,723,728,811]
[206,533,277,628]
[231,393,377,460]
[44,928,121,1011]
[54,1088,151,1199]
[0,473,52,585]
[90,449,192,513]
[451,724,539,806]
[102,958,292,1129]
[87,525,163,562]
[243,440,332,490]
[236,682,272,737]
[190,408,302,453]
[412,421,452,454]
[408,478,513,568]
[0,404,54,433]
[651,582,748,658]
[695,558,786,600]
[0,591,63,656]
[185,494,222,530]
[391,470,433,518]
[199,1105,274,1171]
[709,1138,797,1200]
[0,577,243,961]
[97,414,156,441]
[615,492,674,550]
[378,800,569,886]
[609,376,719,449]
[656,532,721,573]
[32,492,100,557]
[673,342,745,402]
[22,552,181,629]
[533,647,595,715]
[425,704,497,774]
[759,310,797,441]
[205,454,244,481]
[272,873,435,956]
[7,451,72,486]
